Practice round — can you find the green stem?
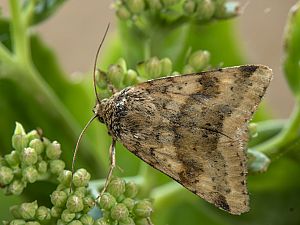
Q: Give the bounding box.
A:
[255,104,300,157]
[9,0,31,66]
[0,42,15,69]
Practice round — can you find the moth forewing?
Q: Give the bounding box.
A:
[96,65,272,215]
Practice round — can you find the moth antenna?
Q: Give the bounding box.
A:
[70,115,98,192]
[93,23,110,103]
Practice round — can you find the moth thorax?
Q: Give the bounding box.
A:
[93,100,107,123]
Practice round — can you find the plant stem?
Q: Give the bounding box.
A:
[255,104,300,157]
[0,42,14,68]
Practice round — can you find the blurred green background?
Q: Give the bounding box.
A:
[1,0,300,224]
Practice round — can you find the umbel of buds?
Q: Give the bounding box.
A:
[96,177,154,225]
[0,123,66,195]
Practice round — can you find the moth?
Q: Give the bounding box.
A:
[71,26,272,215]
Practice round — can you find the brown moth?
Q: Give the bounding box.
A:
[93,64,272,215]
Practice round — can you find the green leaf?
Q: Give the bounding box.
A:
[23,0,67,25]
[283,2,300,99]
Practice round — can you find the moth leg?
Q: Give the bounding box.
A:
[96,139,116,201]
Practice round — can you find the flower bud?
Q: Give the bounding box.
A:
[126,0,145,14]
[29,139,44,155]
[183,0,196,15]
[107,64,124,88]
[8,180,25,195]
[107,177,126,198]
[5,151,20,167]
[94,218,109,225]
[195,0,215,21]
[58,170,72,186]
[110,203,129,222]
[0,166,14,185]
[119,217,135,225]
[116,5,132,20]
[50,206,62,217]
[182,65,195,74]
[124,69,138,86]
[22,148,38,166]
[135,218,148,225]
[160,58,173,76]
[80,214,94,225]
[0,155,6,166]
[72,168,91,187]
[145,0,162,11]
[136,61,147,78]
[56,219,66,225]
[22,166,39,183]
[98,192,116,210]
[49,160,65,175]
[248,123,258,138]
[83,196,94,212]
[61,209,75,223]
[124,181,138,198]
[19,201,38,220]
[66,195,84,213]
[9,220,26,225]
[10,205,22,219]
[37,161,47,174]
[122,198,135,211]
[12,123,28,152]
[46,141,62,159]
[35,206,51,221]
[26,130,39,142]
[51,190,68,207]
[248,149,270,173]
[133,200,153,218]
[188,50,210,71]
[95,70,108,89]
[145,57,162,78]
[161,0,179,7]
[68,220,83,225]
[25,222,40,225]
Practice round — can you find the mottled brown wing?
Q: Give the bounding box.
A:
[111,65,272,215]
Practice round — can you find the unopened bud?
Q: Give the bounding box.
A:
[22,147,38,166]
[108,64,125,88]
[26,130,39,142]
[72,168,91,187]
[116,5,132,20]
[249,123,258,138]
[29,139,44,155]
[214,1,239,19]
[195,0,215,21]
[50,206,62,218]
[95,70,108,89]
[145,57,162,78]
[182,65,195,74]
[135,218,149,225]
[51,190,68,207]
[126,0,145,14]
[98,193,116,210]
[8,180,25,195]
[183,0,196,15]
[124,181,138,198]
[61,209,75,223]
[133,200,153,218]
[80,214,94,225]
[58,170,72,186]
[26,222,40,225]
[119,217,135,225]
[160,58,173,76]
[35,206,51,221]
[9,220,26,225]
[83,196,94,211]
[37,161,47,174]
[46,141,61,159]
[110,203,129,222]
[5,151,20,167]
[66,195,84,213]
[107,177,126,198]
[122,198,135,211]
[188,50,210,71]
[0,166,14,185]
[23,166,38,183]
[247,149,270,173]
[145,0,162,10]
[94,218,109,225]
[49,159,65,175]
[124,69,138,86]
[68,220,83,225]
[19,201,38,220]
[161,0,179,7]
[10,205,22,219]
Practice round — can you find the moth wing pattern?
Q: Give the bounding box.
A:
[102,65,272,215]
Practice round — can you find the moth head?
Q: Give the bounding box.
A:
[93,99,108,123]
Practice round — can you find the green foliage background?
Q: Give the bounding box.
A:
[1,0,300,224]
